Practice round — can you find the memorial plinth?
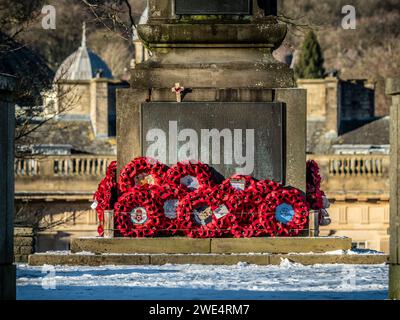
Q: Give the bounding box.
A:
[69,237,352,254]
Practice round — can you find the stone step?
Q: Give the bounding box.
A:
[71,237,352,255]
[28,252,388,266]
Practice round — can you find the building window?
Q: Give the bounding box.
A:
[352,241,367,250]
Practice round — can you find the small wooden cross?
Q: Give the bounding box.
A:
[171,83,184,102]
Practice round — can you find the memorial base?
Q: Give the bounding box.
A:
[69,237,352,254]
[28,237,388,266]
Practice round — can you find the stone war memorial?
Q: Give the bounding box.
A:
[28,0,388,267]
[118,0,304,188]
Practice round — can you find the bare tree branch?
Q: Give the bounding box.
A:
[80,0,138,41]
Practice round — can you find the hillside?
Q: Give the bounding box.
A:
[281,0,400,115]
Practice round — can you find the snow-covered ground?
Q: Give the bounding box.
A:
[17,260,388,300]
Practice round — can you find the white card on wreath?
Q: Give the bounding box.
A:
[214,204,229,219]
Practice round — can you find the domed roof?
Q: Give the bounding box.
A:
[54,23,112,82]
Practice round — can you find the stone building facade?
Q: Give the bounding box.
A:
[300,78,390,252]
[14,24,122,253]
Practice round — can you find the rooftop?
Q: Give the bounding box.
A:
[334,117,390,146]
[54,23,112,82]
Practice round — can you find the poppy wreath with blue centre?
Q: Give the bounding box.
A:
[263,188,309,237]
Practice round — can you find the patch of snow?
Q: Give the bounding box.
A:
[16,261,388,300]
[35,251,71,255]
[287,251,316,255]
[285,249,385,256]
[325,250,346,255]
[346,249,385,255]
[74,251,96,255]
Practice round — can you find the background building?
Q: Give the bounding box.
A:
[300,78,390,252]
[14,25,125,253]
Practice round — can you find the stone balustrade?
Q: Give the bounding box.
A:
[307,154,390,200]
[326,155,385,177]
[15,156,114,177]
[15,154,389,201]
[15,155,116,200]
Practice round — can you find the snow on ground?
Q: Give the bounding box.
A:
[17,260,388,300]
[34,248,386,256]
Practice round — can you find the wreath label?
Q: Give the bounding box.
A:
[275,203,295,224]
[193,206,213,226]
[91,200,98,210]
[134,173,155,186]
[214,204,229,219]
[164,199,179,219]
[230,179,246,191]
[180,175,200,190]
[130,207,148,225]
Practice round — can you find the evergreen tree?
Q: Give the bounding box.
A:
[294,31,325,79]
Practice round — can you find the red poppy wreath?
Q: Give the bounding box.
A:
[93,161,118,236]
[263,188,309,237]
[118,157,168,194]
[176,188,237,238]
[114,186,164,238]
[164,160,215,193]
